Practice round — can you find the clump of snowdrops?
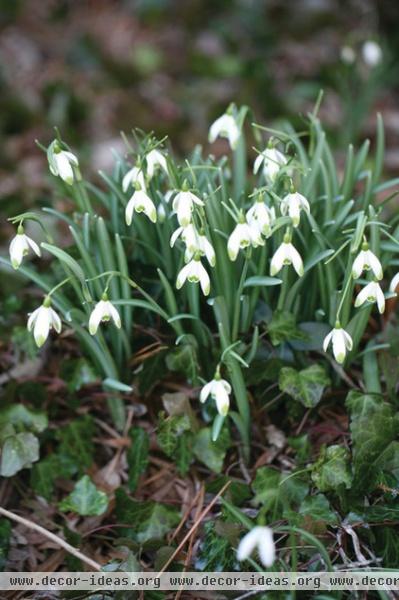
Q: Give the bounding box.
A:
[3,101,399,457]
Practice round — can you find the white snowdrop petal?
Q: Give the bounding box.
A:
[50,308,62,333]
[176,264,190,289]
[352,252,364,279]
[237,528,261,561]
[289,244,304,276]
[367,251,383,280]
[108,303,122,328]
[200,381,213,404]
[125,198,135,226]
[332,329,346,363]
[343,330,353,351]
[270,244,286,276]
[214,384,230,416]
[33,307,51,347]
[323,330,333,352]
[26,236,41,257]
[257,528,276,567]
[27,307,41,332]
[56,153,74,184]
[390,273,399,293]
[89,303,105,335]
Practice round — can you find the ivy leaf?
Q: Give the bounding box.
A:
[157,412,191,457]
[311,445,353,492]
[0,430,39,477]
[252,466,309,514]
[298,494,338,525]
[166,343,198,381]
[115,489,180,544]
[127,427,149,492]
[60,358,98,393]
[279,364,331,408]
[59,475,109,516]
[192,427,230,473]
[346,391,399,493]
[267,311,308,346]
[196,521,240,571]
[0,404,47,433]
[31,453,77,500]
[57,416,95,471]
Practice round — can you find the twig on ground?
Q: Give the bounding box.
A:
[0,507,102,571]
[157,480,231,575]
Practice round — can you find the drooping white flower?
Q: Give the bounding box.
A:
[270,235,303,277]
[390,273,399,293]
[362,40,382,67]
[341,45,356,64]
[228,219,264,262]
[352,245,383,280]
[246,197,275,238]
[27,298,62,348]
[122,165,146,192]
[237,526,276,568]
[176,256,210,296]
[172,188,204,227]
[200,375,231,416]
[323,323,353,364]
[280,190,310,227]
[125,187,157,224]
[209,113,241,150]
[145,149,168,178]
[48,141,79,186]
[9,226,41,269]
[170,224,199,250]
[355,281,385,314]
[171,224,215,267]
[254,145,287,182]
[89,294,121,335]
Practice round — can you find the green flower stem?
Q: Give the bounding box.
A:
[231,253,250,341]
[218,321,250,461]
[277,267,290,311]
[233,133,247,202]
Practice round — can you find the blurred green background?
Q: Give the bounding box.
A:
[0,0,398,211]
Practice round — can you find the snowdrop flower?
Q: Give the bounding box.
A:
[176,256,210,296]
[390,273,399,293]
[170,224,199,251]
[145,149,168,178]
[355,281,385,314]
[172,185,204,227]
[352,243,382,280]
[9,225,41,269]
[254,143,287,182]
[125,184,157,224]
[228,217,264,262]
[200,373,231,416]
[27,297,62,348]
[246,195,275,238]
[122,164,146,192]
[89,294,121,335]
[209,111,241,150]
[362,40,382,68]
[341,45,356,65]
[192,232,216,267]
[237,526,276,568]
[47,140,78,186]
[280,189,310,227]
[270,234,303,277]
[323,322,353,364]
